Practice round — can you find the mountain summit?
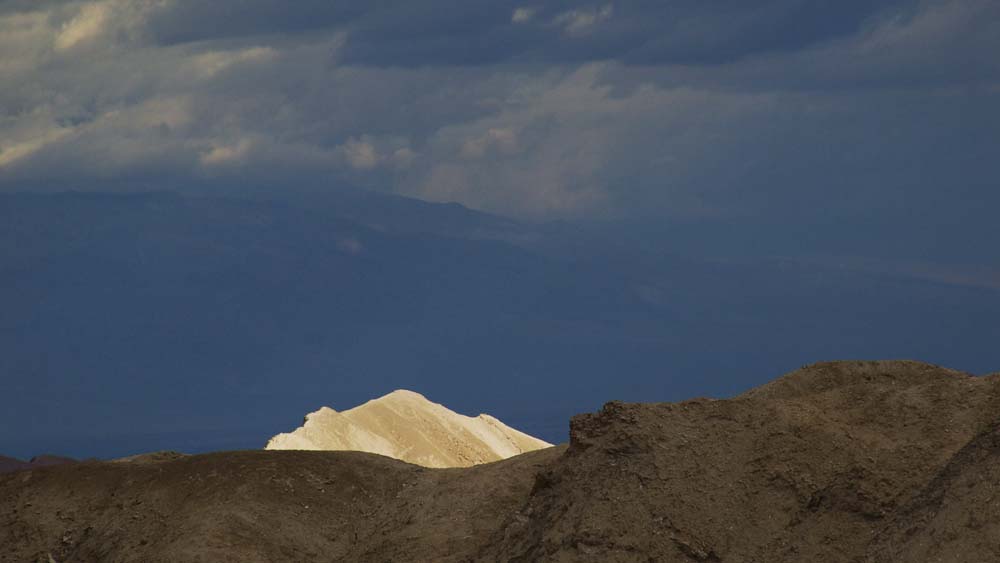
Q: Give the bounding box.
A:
[265,390,552,468]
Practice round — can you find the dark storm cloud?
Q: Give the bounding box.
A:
[1,0,998,239]
[143,1,363,45]
[0,0,65,15]
[140,0,910,67]
[336,0,912,67]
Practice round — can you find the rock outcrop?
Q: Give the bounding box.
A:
[483,360,1000,562]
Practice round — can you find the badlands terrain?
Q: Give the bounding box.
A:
[265,389,552,468]
[3,360,1000,562]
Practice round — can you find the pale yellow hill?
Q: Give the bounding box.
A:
[265,390,553,468]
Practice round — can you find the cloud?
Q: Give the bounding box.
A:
[511,7,534,24]
[201,139,254,166]
[0,0,996,247]
[0,127,73,168]
[189,46,278,78]
[0,11,54,73]
[413,65,651,217]
[328,0,913,67]
[341,137,379,170]
[460,128,519,159]
[553,4,613,36]
[390,147,416,168]
[678,0,1000,90]
[54,2,111,51]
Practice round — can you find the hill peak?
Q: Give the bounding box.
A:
[377,389,430,402]
[266,391,552,468]
[739,360,975,401]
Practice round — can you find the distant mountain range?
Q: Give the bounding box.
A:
[266,389,551,467]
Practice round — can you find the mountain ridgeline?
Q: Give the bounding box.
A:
[265,390,552,468]
[2,361,999,562]
[2,190,999,458]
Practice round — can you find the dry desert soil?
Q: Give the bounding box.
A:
[3,360,999,562]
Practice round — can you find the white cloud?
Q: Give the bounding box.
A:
[333,136,415,171]
[406,63,789,219]
[554,4,613,36]
[51,0,170,53]
[55,2,111,51]
[512,7,535,24]
[201,138,253,166]
[460,128,519,159]
[391,147,416,168]
[103,96,194,130]
[189,46,277,78]
[0,127,73,168]
[341,137,379,169]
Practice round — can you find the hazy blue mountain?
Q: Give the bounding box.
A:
[2,189,997,459]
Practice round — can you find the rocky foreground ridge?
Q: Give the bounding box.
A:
[2,360,999,562]
[0,456,75,475]
[265,389,552,468]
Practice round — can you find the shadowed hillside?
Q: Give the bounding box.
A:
[484,360,1000,561]
[3,361,998,562]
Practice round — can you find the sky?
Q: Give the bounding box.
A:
[2,0,997,220]
[1,1,999,458]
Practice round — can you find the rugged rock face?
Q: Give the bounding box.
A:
[865,417,1000,562]
[2,361,998,562]
[265,389,553,468]
[482,360,1000,562]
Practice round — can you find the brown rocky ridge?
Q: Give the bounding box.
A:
[2,360,998,562]
[0,456,76,475]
